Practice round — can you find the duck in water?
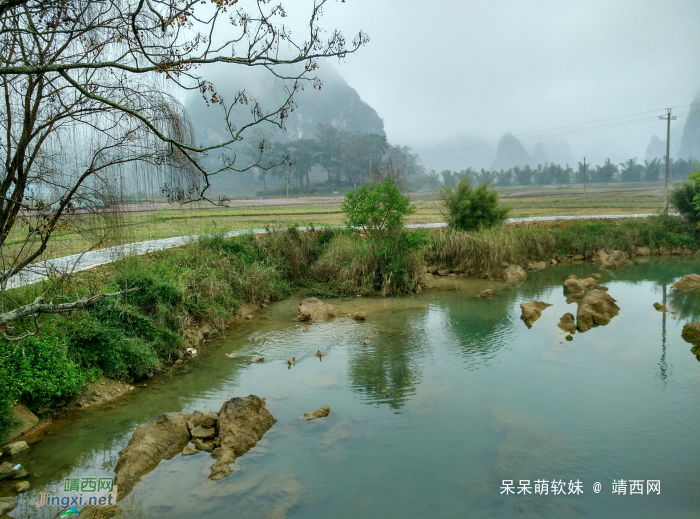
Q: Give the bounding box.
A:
[246,357,265,363]
[250,335,257,342]
[316,350,323,357]
[225,350,237,358]
[363,338,370,345]
[288,356,296,365]
[302,327,310,332]
[366,333,372,339]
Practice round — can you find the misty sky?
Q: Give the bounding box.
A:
[283,0,700,168]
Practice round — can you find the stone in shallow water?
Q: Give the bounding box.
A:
[2,440,29,456]
[558,313,576,334]
[182,445,200,456]
[0,497,18,516]
[673,274,700,292]
[14,480,30,492]
[114,412,192,499]
[520,301,551,328]
[209,396,276,481]
[190,425,216,440]
[571,289,620,332]
[0,462,18,480]
[304,406,331,420]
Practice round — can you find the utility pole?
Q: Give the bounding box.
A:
[659,108,677,215]
[583,157,586,196]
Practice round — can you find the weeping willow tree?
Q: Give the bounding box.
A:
[0,0,367,338]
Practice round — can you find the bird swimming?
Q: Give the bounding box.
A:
[225,350,237,358]
[288,356,296,365]
[363,338,370,345]
[316,350,323,357]
[246,357,265,363]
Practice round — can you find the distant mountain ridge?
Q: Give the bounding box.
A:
[186,65,385,148]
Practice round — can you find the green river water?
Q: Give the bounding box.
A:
[5,258,700,518]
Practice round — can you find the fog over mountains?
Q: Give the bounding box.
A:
[186,66,385,149]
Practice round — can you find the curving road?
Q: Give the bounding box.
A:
[5,213,661,289]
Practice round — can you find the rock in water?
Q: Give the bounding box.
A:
[0,462,18,481]
[592,249,609,263]
[14,480,30,493]
[599,250,632,270]
[352,312,366,321]
[304,406,331,420]
[635,246,651,256]
[504,265,527,286]
[0,497,18,516]
[673,274,700,292]
[209,396,276,480]
[573,289,620,332]
[2,440,29,456]
[297,297,338,322]
[520,301,552,328]
[653,302,667,312]
[558,313,577,334]
[563,275,603,293]
[190,425,216,440]
[526,261,546,271]
[114,413,192,499]
[477,289,494,298]
[182,445,200,456]
[681,322,700,345]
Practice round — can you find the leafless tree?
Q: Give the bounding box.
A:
[0,0,367,338]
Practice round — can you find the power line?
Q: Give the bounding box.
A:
[416,104,697,154]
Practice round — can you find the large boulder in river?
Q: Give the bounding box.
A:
[520,301,552,328]
[673,274,700,292]
[209,396,277,480]
[599,250,632,270]
[504,265,527,286]
[297,297,337,322]
[571,288,620,332]
[563,275,603,293]
[114,412,192,499]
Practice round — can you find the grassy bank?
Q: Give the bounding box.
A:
[1,215,697,442]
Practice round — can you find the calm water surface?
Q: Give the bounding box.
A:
[7,258,700,518]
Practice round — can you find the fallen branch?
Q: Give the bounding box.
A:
[0,287,140,328]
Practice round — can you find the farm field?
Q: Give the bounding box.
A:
[3,182,670,263]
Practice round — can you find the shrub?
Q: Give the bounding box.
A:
[671,174,700,225]
[340,178,426,294]
[439,179,510,231]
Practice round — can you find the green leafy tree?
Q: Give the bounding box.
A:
[439,179,510,231]
[644,159,662,182]
[593,159,618,183]
[341,178,425,294]
[342,178,415,262]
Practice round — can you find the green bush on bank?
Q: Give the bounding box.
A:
[670,173,700,225]
[439,179,510,231]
